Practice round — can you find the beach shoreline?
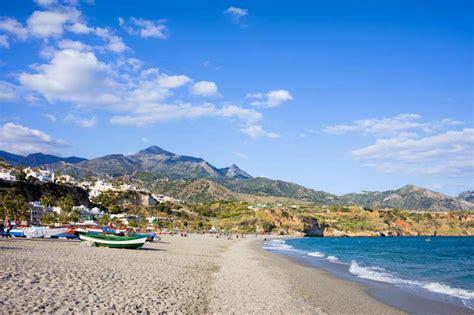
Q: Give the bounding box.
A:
[0,235,468,314]
[262,237,473,315]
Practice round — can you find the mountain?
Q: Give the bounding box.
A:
[52,145,252,180]
[219,164,252,179]
[458,191,474,203]
[0,150,86,167]
[0,150,23,165]
[214,177,339,204]
[340,185,474,211]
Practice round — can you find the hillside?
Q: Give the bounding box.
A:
[459,191,474,203]
[340,185,474,211]
[0,151,86,167]
[1,146,472,212]
[214,177,340,204]
[51,146,252,180]
[0,179,91,207]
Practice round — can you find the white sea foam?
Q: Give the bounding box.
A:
[422,282,474,300]
[326,255,339,262]
[349,261,474,306]
[263,239,295,252]
[307,251,325,258]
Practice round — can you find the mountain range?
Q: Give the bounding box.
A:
[0,150,86,168]
[0,146,472,211]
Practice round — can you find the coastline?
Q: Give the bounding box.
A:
[262,237,473,315]
[0,235,470,314]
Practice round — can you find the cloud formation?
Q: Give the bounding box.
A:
[120,17,168,39]
[326,114,472,178]
[247,89,293,108]
[191,81,218,97]
[0,122,67,155]
[224,7,248,22]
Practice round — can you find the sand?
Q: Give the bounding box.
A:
[0,235,404,314]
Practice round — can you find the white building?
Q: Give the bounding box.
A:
[24,168,52,182]
[119,184,136,191]
[89,180,115,198]
[0,170,16,181]
[152,194,180,203]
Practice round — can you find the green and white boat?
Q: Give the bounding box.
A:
[79,233,148,249]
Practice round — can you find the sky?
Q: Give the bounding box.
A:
[0,0,472,196]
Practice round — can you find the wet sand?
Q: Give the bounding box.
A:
[1,235,404,314]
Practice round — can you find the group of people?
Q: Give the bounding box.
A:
[0,220,12,238]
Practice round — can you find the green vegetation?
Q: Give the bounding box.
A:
[0,188,29,221]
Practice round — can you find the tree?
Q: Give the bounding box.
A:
[0,188,28,221]
[262,221,275,233]
[56,196,74,215]
[41,212,57,225]
[40,194,54,208]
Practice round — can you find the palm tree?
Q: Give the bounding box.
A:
[40,194,54,208]
[56,196,74,216]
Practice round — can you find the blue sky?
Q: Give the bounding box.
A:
[0,0,472,196]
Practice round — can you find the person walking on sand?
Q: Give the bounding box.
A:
[0,221,4,239]
[5,220,12,239]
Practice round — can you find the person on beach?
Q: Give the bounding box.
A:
[0,221,4,238]
[5,220,12,238]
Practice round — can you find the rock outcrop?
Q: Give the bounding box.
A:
[303,217,329,237]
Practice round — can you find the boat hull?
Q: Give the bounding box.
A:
[79,234,147,249]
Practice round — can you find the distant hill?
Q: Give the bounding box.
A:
[340,185,474,211]
[214,177,339,205]
[2,146,473,211]
[52,145,252,180]
[458,191,474,203]
[0,150,86,167]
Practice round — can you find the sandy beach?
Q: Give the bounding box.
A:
[1,235,404,314]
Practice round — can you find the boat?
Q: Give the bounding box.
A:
[79,233,148,249]
[2,226,25,237]
[49,226,79,239]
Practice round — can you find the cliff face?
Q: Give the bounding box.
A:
[0,179,91,207]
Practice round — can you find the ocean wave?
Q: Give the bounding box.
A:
[326,255,339,262]
[307,251,325,258]
[263,239,295,252]
[349,261,474,304]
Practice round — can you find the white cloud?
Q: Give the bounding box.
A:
[240,125,280,139]
[57,39,91,51]
[0,35,9,48]
[0,122,67,155]
[68,22,92,34]
[17,47,274,139]
[34,0,57,6]
[157,74,191,89]
[0,81,19,101]
[248,89,293,108]
[19,49,120,108]
[245,92,263,99]
[122,17,168,39]
[352,128,474,178]
[0,17,29,40]
[27,10,79,38]
[141,137,149,143]
[44,113,57,122]
[326,114,472,178]
[64,113,97,128]
[324,113,465,137]
[94,27,128,53]
[224,7,248,22]
[191,81,218,97]
[235,152,247,159]
[110,103,262,128]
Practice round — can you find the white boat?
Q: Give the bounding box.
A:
[24,227,71,238]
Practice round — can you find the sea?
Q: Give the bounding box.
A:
[263,237,474,312]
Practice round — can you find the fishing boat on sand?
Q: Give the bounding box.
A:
[79,233,148,249]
